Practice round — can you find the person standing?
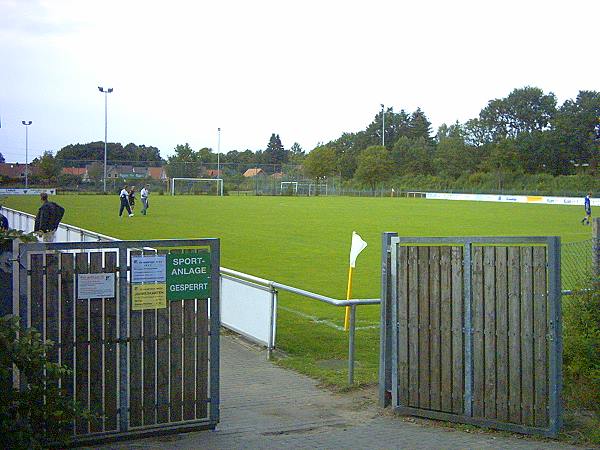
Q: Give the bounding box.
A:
[581,192,592,225]
[0,211,8,231]
[34,193,64,242]
[140,184,149,215]
[119,185,134,217]
[128,186,136,211]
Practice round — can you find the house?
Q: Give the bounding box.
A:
[148,166,167,180]
[62,167,87,176]
[0,163,37,179]
[243,168,264,177]
[270,172,284,179]
[206,169,223,178]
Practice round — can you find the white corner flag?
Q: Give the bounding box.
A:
[349,231,367,268]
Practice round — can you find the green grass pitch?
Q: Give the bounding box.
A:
[2,194,592,385]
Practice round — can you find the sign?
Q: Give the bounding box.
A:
[132,283,167,310]
[166,251,211,300]
[0,188,56,195]
[131,255,166,283]
[78,273,115,299]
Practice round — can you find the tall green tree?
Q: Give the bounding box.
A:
[303,146,337,180]
[165,143,202,178]
[391,136,434,175]
[263,133,287,166]
[354,145,393,189]
[33,151,62,181]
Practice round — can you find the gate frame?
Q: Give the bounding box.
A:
[13,238,220,445]
[379,234,562,438]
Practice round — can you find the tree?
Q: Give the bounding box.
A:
[289,142,305,164]
[479,86,557,140]
[0,152,4,163]
[482,138,523,190]
[391,136,434,175]
[408,108,434,142]
[354,145,393,190]
[433,135,476,179]
[164,143,202,178]
[34,151,62,181]
[263,133,287,166]
[303,146,337,180]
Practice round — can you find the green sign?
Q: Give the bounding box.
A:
[166,251,211,300]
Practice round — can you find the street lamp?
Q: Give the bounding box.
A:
[381,104,385,147]
[21,121,32,188]
[98,86,113,192]
[217,127,222,179]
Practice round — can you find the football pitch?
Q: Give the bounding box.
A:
[2,194,593,384]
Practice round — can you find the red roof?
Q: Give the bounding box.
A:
[148,167,165,180]
[62,167,87,176]
[0,163,30,178]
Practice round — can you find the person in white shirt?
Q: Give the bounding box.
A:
[140,185,149,215]
[119,185,134,217]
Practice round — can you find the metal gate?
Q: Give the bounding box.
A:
[379,234,562,437]
[13,238,220,445]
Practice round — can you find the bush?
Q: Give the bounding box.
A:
[562,288,600,410]
[0,315,89,449]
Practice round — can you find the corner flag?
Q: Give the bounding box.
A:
[345,232,367,331]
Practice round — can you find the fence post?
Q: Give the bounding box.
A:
[593,218,599,288]
[348,305,356,385]
[463,241,474,417]
[379,232,397,407]
[118,246,129,432]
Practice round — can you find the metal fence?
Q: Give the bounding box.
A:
[12,238,220,445]
[380,234,562,438]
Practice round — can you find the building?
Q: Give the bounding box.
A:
[243,168,264,177]
[0,163,38,179]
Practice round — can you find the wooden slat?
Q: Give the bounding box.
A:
[451,246,464,414]
[129,250,143,428]
[170,298,184,422]
[429,247,441,411]
[533,246,548,427]
[407,246,419,407]
[520,247,534,426]
[397,246,409,406]
[60,253,75,409]
[183,298,196,420]
[30,254,44,336]
[483,246,496,419]
[143,307,157,425]
[507,247,522,424]
[75,252,89,435]
[89,252,104,432]
[196,298,209,419]
[103,252,118,431]
[495,247,509,422]
[45,254,59,368]
[156,300,170,423]
[471,246,484,418]
[418,246,430,409]
[439,247,453,412]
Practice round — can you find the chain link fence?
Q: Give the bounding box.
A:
[561,238,597,291]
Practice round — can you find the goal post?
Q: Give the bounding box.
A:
[280,181,298,194]
[171,178,224,196]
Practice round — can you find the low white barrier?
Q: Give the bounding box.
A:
[0,188,56,195]
[425,192,600,206]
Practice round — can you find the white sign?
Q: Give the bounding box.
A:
[77,273,115,299]
[0,188,56,195]
[131,255,166,283]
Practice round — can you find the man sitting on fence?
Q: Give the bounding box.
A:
[34,193,65,242]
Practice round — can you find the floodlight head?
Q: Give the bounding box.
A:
[107,88,113,93]
[98,86,104,92]
[22,120,32,125]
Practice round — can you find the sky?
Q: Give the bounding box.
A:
[0,0,598,163]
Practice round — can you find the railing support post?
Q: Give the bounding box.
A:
[348,305,356,385]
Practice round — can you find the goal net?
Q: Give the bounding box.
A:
[280,181,298,195]
[171,178,224,196]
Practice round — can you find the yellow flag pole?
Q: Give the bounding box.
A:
[344,265,353,331]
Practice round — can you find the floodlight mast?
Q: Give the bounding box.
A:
[21,120,32,188]
[381,104,385,147]
[98,86,113,192]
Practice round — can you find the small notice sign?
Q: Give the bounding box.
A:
[132,283,167,310]
[78,273,115,299]
[166,251,211,300]
[131,255,166,283]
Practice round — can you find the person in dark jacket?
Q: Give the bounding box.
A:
[119,185,134,217]
[34,193,65,242]
[0,212,8,231]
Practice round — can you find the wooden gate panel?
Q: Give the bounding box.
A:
[533,246,548,427]
[439,247,452,412]
[396,246,409,407]
[60,253,75,405]
[507,246,521,424]
[495,247,509,422]
[471,246,484,418]
[196,298,209,419]
[89,252,104,432]
[170,299,184,422]
[483,246,496,420]
[429,247,441,411]
[520,247,534,427]
[450,246,464,414]
[103,252,118,431]
[407,246,419,407]
[74,253,89,435]
[417,247,430,409]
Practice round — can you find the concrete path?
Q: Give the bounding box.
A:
[106,335,578,450]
